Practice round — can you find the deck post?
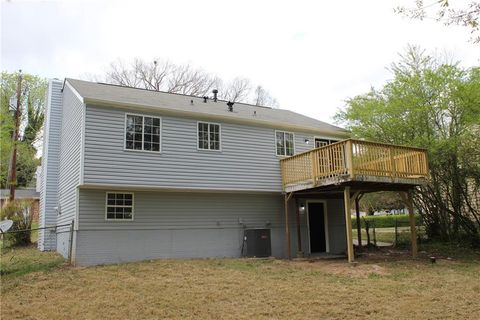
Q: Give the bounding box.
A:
[284,193,293,259]
[406,191,418,258]
[295,198,303,255]
[343,186,354,263]
[345,140,354,177]
[355,195,362,251]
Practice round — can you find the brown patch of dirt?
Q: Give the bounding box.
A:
[292,259,390,278]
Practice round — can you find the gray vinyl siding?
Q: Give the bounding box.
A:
[295,198,346,255]
[82,105,323,192]
[75,189,287,265]
[38,80,63,251]
[55,84,84,257]
[325,199,347,254]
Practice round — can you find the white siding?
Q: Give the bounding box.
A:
[82,105,323,192]
[38,80,63,251]
[75,189,287,265]
[55,84,84,257]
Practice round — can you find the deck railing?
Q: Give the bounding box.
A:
[280,139,428,190]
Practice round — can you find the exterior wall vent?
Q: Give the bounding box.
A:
[227,101,234,112]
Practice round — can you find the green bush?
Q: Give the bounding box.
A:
[0,199,34,247]
[352,214,421,228]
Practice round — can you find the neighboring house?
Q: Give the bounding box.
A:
[0,188,40,221]
[39,79,428,266]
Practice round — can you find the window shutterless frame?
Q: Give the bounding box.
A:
[196,121,222,151]
[124,113,162,153]
[313,136,339,148]
[105,192,134,221]
[275,130,295,156]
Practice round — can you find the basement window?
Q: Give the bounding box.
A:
[106,192,134,221]
[276,131,294,156]
[198,122,221,151]
[125,114,161,152]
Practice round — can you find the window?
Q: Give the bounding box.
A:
[276,131,294,156]
[198,122,220,150]
[106,192,134,220]
[314,138,338,148]
[125,114,161,152]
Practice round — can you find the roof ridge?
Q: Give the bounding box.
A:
[67,78,273,110]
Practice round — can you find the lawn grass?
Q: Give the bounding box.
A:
[1,245,479,319]
[0,245,65,278]
[352,226,427,246]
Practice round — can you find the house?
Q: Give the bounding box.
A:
[38,79,428,266]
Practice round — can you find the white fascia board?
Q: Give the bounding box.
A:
[64,80,85,103]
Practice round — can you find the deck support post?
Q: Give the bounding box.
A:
[355,193,363,251]
[399,190,418,258]
[284,192,293,260]
[343,187,354,263]
[295,198,303,255]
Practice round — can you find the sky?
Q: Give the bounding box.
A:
[1,0,479,124]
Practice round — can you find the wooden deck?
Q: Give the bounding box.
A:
[280,139,429,192]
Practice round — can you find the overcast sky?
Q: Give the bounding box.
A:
[1,0,479,123]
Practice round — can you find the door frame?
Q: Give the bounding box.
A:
[306,200,330,254]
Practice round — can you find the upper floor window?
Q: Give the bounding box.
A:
[198,122,221,151]
[314,138,338,148]
[276,131,294,156]
[125,114,161,152]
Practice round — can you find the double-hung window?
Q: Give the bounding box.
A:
[198,122,221,151]
[276,131,294,156]
[125,114,161,152]
[106,192,134,221]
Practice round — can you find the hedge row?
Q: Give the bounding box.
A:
[351,214,421,228]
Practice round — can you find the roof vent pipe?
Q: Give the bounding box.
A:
[227,101,234,112]
[212,89,218,102]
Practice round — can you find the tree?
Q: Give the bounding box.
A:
[253,85,278,108]
[360,192,405,215]
[0,71,46,189]
[335,46,480,245]
[222,77,251,103]
[94,58,279,107]
[395,1,480,43]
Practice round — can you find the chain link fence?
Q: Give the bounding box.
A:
[0,221,74,263]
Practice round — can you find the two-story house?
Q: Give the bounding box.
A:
[39,79,429,266]
[38,79,352,265]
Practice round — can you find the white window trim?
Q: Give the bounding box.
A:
[124,113,162,153]
[314,136,339,148]
[105,192,135,221]
[275,130,295,157]
[196,121,222,152]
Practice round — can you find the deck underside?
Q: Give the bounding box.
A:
[284,175,427,193]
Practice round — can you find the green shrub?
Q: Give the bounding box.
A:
[0,199,34,247]
[352,214,421,228]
